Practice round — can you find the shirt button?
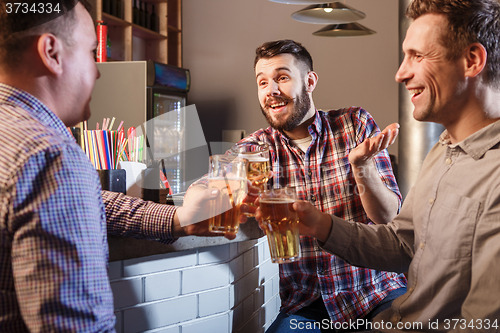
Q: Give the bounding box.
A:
[311,195,316,202]
[419,242,425,249]
[446,158,452,165]
[428,198,435,205]
[308,170,312,177]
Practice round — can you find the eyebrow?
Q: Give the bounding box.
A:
[256,66,292,79]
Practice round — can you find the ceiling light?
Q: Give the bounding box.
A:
[313,23,376,37]
[291,2,366,24]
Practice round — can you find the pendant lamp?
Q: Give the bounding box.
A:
[313,22,375,37]
[291,2,366,24]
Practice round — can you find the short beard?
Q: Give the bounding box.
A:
[260,85,311,132]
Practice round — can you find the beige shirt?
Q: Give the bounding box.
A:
[322,120,500,332]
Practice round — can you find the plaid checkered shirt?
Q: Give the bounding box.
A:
[242,108,407,322]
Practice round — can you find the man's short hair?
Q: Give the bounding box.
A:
[254,39,314,73]
[406,0,500,88]
[0,0,89,67]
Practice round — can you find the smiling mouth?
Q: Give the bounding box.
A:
[409,88,424,98]
[269,101,287,109]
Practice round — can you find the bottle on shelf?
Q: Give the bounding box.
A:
[133,0,140,25]
[109,0,116,16]
[150,4,158,32]
[141,1,148,28]
[96,21,107,62]
[139,1,146,27]
[115,0,122,19]
[145,2,151,31]
[102,0,111,14]
[106,36,112,60]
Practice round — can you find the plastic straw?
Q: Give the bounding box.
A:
[80,120,147,169]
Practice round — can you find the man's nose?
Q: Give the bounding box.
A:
[267,80,280,96]
[395,58,411,83]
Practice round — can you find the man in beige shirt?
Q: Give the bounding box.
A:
[255,0,500,331]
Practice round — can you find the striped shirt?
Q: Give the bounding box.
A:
[242,108,407,322]
[0,84,177,332]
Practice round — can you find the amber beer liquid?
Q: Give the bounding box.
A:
[246,157,270,190]
[207,155,247,234]
[242,155,270,217]
[231,142,270,217]
[208,177,247,233]
[260,198,300,263]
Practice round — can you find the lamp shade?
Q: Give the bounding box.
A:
[270,0,334,4]
[313,23,376,36]
[291,2,366,24]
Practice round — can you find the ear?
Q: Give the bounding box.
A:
[37,33,64,76]
[463,42,487,78]
[306,71,318,93]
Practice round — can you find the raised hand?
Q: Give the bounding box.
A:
[348,123,399,167]
[175,185,230,237]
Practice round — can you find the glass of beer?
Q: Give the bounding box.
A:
[207,155,248,234]
[230,141,271,217]
[259,186,301,263]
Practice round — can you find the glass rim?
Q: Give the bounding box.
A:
[260,185,297,198]
[230,141,269,153]
[209,154,248,163]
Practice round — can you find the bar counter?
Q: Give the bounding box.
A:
[108,218,265,261]
[108,218,278,332]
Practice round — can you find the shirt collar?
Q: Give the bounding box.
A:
[0,83,73,140]
[439,119,500,160]
[309,109,323,135]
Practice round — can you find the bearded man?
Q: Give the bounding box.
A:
[239,39,407,332]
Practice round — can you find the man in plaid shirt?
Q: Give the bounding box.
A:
[246,40,407,332]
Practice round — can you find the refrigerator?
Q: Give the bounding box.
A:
[89,61,205,196]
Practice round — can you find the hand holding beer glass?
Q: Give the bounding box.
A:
[259,186,301,263]
[207,155,248,234]
[230,141,271,217]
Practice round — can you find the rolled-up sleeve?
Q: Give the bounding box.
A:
[102,190,178,243]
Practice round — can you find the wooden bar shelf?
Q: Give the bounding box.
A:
[91,0,182,66]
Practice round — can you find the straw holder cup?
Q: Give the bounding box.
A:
[97,169,126,194]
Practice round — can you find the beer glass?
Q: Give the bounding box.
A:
[207,155,248,233]
[230,141,271,217]
[259,186,301,263]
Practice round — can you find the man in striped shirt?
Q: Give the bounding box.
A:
[0,1,233,331]
[247,40,407,331]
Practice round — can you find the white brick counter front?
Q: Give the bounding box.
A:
[109,237,280,333]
